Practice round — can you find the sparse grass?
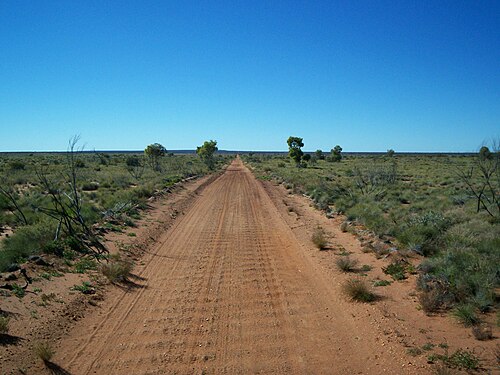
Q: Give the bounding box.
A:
[101,259,132,283]
[373,279,391,287]
[335,256,358,272]
[73,257,97,273]
[342,278,377,302]
[407,347,422,356]
[451,304,479,327]
[422,342,435,351]
[447,349,480,370]
[428,349,480,370]
[11,284,25,298]
[33,341,54,363]
[311,227,328,250]
[0,316,10,334]
[71,281,94,294]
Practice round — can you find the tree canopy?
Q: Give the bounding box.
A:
[196,140,218,170]
[287,136,304,165]
[144,143,167,171]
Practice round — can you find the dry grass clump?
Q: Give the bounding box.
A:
[312,227,328,250]
[342,278,377,302]
[101,258,132,283]
[471,324,493,341]
[34,341,54,363]
[335,256,358,272]
[0,316,9,334]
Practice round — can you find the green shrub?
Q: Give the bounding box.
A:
[451,304,479,327]
[397,211,450,256]
[71,281,94,294]
[0,221,56,271]
[73,257,98,273]
[447,349,480,370]
[373,280,391,287]
[383,261,407,281]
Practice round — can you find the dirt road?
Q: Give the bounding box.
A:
[56,159,418,374]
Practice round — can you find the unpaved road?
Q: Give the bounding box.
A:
[56,159,417,374]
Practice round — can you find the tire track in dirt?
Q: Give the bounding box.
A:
[55,159,419,374]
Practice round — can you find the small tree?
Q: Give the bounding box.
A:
[303,154,311,163]
[386,149,395,157]
[196,140,218,170]
[457,142,499,218]
[479,146,492,161]
[315,149,325,160]
[126,156,145,180]
[144,143,167,172]
[328,145,342,162]
[287,136,304,166]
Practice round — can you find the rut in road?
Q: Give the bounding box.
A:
[56,159,404,374]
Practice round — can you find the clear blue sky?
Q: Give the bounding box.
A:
[1,1,498,152]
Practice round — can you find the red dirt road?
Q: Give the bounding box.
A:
[56,159,419,374]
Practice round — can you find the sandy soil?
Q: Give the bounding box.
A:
[2,158,498,374]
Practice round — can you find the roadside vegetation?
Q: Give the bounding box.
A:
[244,139,499,327]
[0,139,228,273]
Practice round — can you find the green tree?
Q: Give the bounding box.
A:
[479,146,492,161]
[196,140,218,170]
[386,149,395,157]
[329,145,343,162]
[303,154,311,162]
[287,136,304,166]
[315,149,325,160]
[144,143,167,172]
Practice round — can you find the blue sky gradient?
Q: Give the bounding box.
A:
[1,1,498,152]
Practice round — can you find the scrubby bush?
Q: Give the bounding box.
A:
[0,316,9,334]
[336,256,358,272]
[101,258,132,283]
[342,278,377,302]
[0,221,56,271]
[311,227,328,249]
[34,342,54,363]
[471,324,493,341]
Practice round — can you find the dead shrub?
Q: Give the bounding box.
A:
[312,227,328,250]
[101,259,132,283]
[336,256,358,272]
[471,324,493,341]
[419,289,443,314]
